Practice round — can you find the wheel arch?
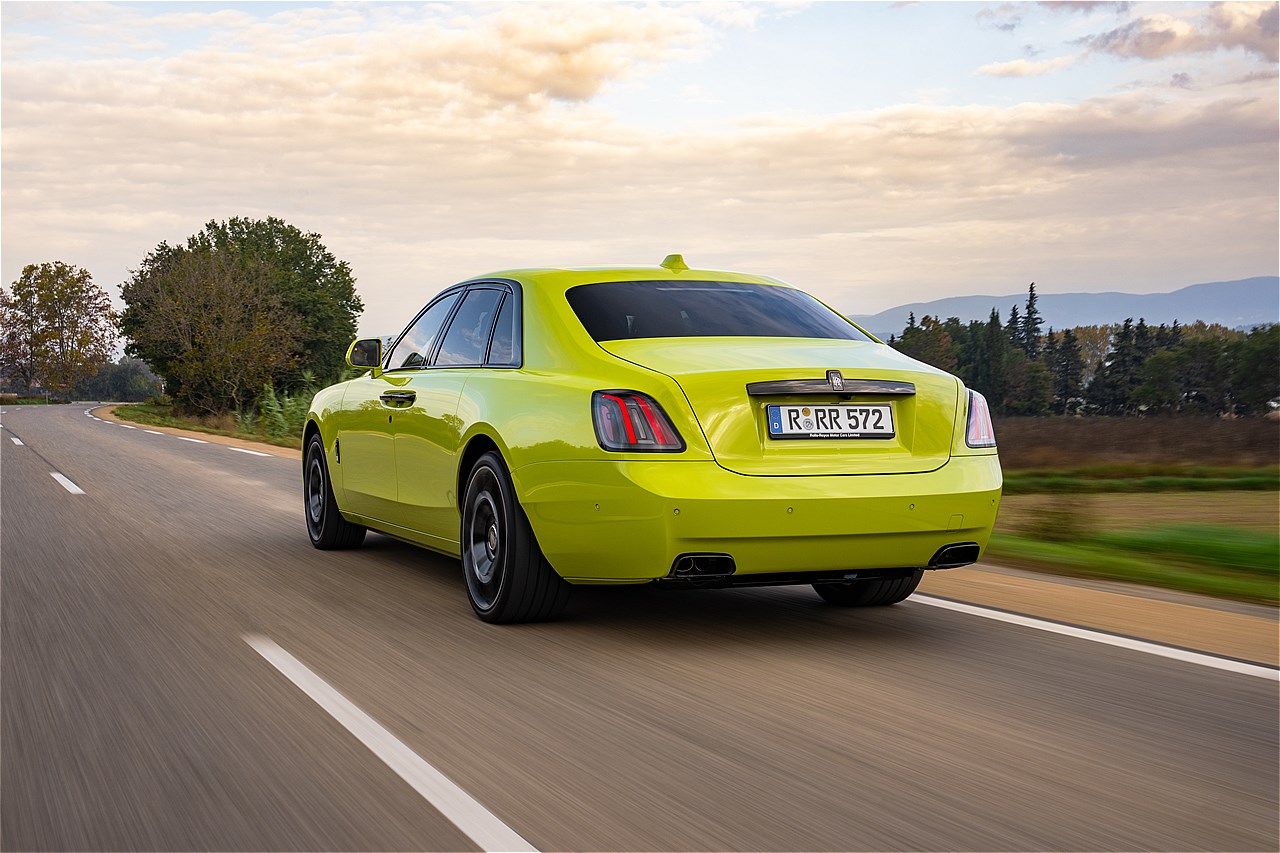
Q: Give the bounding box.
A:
[456,428,512,510]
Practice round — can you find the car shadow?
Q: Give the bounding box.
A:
[351,532,942,655]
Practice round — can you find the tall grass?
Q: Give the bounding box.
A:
[256,373,318,440]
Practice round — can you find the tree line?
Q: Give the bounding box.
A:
[888,283,1279,417]
[0,217,362,413]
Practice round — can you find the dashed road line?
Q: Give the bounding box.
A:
[228,447,271,457]
[50,472,85,495]
[245,635,537,853]
[143,429,163,435]
[913,595,1279,681]
[175,436,208,444]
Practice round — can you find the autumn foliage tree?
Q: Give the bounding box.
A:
[0,262,118,395]
[121,217,361,414]
[121,246,303,414]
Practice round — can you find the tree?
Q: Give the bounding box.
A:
[0,262,117,395]
[121,246,303,413]
[1071,324,1115,385]
[895,315,957,373]
[1053,328,1084,413]
[1005,303,1022,351]
[122,217,362,406]
[0,278,40,394]
[1020,282,1043,360]
[73,356,164,402]
[974,309,1010,411]
[1231,325,1280,415]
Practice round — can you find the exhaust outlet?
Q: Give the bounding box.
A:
[669,553,737,578]
[929,542,980,569]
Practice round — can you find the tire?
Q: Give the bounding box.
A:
[304,433,366,550]
[461,451,570,623]
[813,569,923,607]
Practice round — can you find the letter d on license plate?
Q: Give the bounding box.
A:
[767,404,895,439]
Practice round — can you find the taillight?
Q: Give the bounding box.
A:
[966,389,996,448]
[592,391,685,452]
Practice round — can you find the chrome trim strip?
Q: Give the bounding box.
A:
[745,378,916,396]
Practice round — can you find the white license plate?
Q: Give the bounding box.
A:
[767,404,894,439]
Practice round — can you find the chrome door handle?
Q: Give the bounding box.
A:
[379,390,416,406]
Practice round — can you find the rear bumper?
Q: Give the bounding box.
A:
[513,455,1002,583]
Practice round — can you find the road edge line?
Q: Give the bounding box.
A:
[913,594,1279,680]
[243,634,538,853]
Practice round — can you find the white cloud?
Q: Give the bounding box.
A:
[978,54,1080,76]
[1083,1,1278,62]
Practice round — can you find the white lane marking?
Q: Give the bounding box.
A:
[245,635,537,853]
[228,447,270,457]
[119,424,137,429]
[50,472,85,495]
[10,436,24,445]
[143,429,163,435]
[175,436,207,443]
[913,595,1279,681]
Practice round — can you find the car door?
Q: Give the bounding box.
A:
[338,290,461,522]
[392,285,508,542]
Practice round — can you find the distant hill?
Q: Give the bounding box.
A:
[849,276,1279,340]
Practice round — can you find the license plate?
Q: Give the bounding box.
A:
[767,404,894,439]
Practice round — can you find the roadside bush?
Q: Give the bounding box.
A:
[257,376,316,440]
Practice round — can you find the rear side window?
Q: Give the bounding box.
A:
[436,288,504,366]
[486,294,516,365]
[386,292,460,369]
[566,281,871,342]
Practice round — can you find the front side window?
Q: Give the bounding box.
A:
[386,292,460,369]
[565,281,872,343]
[436,288,504,366]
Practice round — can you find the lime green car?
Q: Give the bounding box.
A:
[304,256,1001,622]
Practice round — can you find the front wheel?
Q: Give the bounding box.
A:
[813,570,923,607]
[461,451,570,623]
[304,433,366,550]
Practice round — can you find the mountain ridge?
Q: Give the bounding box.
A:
[849,276,1279,340]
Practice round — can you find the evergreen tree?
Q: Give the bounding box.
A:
[906,311,917,329]
[977,309,1010,412]
[1005,304,1021,350]
[1055,328,1084,413]
[1021,282,1043,360]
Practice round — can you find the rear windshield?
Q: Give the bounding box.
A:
[566,281,872,342]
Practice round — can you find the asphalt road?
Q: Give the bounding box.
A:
[2,404,1276,852]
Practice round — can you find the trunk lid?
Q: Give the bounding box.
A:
[600,337,959,476]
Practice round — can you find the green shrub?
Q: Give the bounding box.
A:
[256,374,317,440]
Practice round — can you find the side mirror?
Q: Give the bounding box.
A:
[347,338,382,370]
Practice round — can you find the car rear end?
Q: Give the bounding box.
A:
[517,273,1001,585]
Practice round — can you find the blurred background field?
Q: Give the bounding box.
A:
[992,416,1278,604]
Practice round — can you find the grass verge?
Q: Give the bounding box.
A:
[113,402,302,449]
[988,525,1278,605]
[1004,465,1278,494]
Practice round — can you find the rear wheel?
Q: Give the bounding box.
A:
[813,570,923,607]
[304,433,366,549]
[461,451,570,623]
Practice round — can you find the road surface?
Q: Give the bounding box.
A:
[2,404,1276,851]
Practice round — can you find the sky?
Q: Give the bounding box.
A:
[2,0,1277,335]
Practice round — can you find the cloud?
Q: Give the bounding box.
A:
[978,54,1079,76]
[1083,2,1279,62]
[1039,1,1132,14]
[977,4,1024,31]
[1171,71,1194,88]
[2,3,1277,326]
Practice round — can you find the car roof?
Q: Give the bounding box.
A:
[462,264,791,294]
